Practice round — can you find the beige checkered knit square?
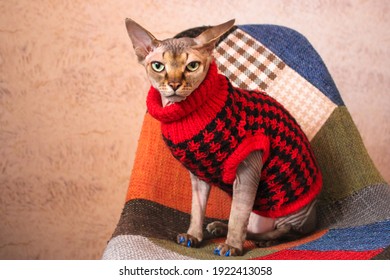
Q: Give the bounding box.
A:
[214,29,285,90]
[214,28,336,140]
[266,66,337,140]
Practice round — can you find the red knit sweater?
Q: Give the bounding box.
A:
[147,62,322,218]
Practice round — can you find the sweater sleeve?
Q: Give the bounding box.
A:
[222,134,270,184]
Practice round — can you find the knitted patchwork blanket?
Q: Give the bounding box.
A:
[102,24,390,260]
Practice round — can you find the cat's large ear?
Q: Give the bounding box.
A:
[125,18,160,63]
[193,19,235,53]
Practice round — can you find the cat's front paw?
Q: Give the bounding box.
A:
[176,233,200,248]
[213,243,242,257]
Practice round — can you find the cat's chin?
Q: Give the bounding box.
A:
[162,95,187,107]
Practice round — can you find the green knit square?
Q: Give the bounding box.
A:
[311,106,385,203]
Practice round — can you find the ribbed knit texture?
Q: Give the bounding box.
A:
[147,62,322,218]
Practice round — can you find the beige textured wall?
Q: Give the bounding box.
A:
[0,0,388,259]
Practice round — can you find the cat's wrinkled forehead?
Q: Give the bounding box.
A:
[159,37,196,54]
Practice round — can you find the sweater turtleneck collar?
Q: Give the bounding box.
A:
[146,62,228,124]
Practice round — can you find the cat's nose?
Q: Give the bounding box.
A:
[169,82,182,91]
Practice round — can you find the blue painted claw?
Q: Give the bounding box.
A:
[214,245,239,256]
[177,234,199,248]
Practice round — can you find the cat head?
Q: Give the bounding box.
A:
[125,18,235,106]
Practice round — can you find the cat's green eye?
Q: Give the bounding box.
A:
[186,61,200,72]
[151,61,165,72]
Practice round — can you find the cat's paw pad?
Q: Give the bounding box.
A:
[176,233,200,248]
[206,221,228,237]
[213,243,242,257]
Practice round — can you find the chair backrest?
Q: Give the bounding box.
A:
[148,23,388,225]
